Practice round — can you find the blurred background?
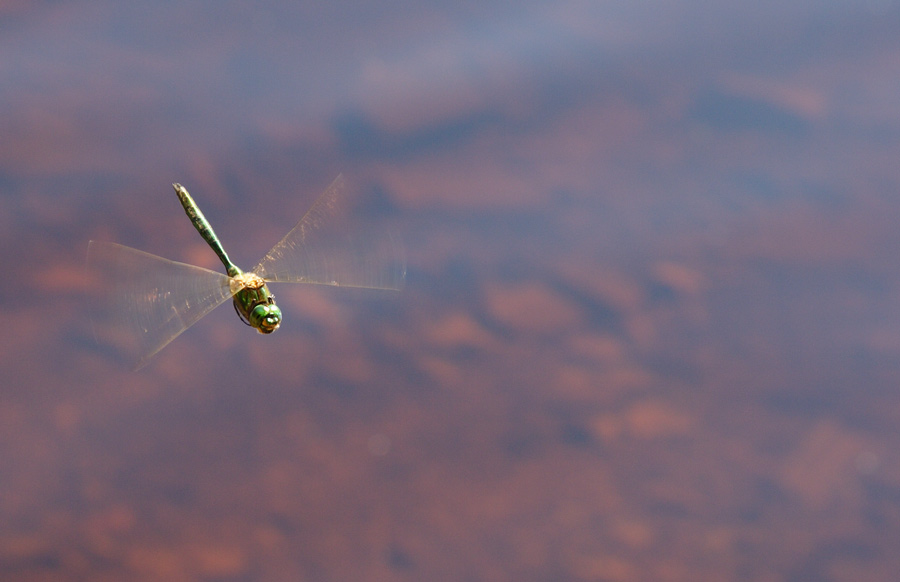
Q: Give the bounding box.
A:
[4,1,900,580]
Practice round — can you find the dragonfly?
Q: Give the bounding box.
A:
[87,175,405,369]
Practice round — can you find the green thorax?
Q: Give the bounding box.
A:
[174,183,282,334]
[228,272,282,334]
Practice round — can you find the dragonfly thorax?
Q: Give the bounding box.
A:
[230,271,266,293]
[231,271,282,334]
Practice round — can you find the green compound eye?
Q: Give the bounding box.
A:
[251,303,282,334]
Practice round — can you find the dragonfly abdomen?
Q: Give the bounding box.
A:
[173,183,241,277]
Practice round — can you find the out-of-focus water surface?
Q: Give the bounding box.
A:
[5,1,900,580]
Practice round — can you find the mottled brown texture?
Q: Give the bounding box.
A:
[4,1,900,581]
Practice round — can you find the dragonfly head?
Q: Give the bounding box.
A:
[250,301,282,334]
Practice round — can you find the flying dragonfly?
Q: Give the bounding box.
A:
[87,175,405,369]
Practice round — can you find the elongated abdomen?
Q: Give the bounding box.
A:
[173,183,241,277]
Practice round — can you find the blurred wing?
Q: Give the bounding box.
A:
[252,174,406,290]
[86,241,242,370]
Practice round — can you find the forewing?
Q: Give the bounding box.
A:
[252,174,406,290]
[86,241,242,370]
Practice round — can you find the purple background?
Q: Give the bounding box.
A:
[4,1,900,580]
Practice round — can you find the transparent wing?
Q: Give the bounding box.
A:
[252,174,406,290]
[86,241,242,370]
